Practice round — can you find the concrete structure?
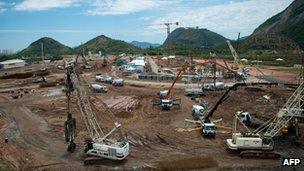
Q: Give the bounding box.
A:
[0,59,26,69]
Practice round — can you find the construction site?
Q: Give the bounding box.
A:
[1,0,304,169]
[0,42,303,170]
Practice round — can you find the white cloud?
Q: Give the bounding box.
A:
[0,1,7,13]
[13,0,80,11]
[147,0,293,39]
[86,0,171,15]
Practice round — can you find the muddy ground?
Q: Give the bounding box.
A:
[0,58,303,170]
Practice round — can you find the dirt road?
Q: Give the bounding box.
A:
[0,95,75,170]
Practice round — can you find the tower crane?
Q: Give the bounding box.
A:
[146,22,179,55]
[227,81,304,158]
[64,61,129,164]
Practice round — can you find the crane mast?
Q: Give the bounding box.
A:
[64,61,129,161]
[66,64,104,140]
[258,81,304,137]
[227,82,304,158]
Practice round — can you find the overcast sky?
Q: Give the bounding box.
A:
[0,0,293,51]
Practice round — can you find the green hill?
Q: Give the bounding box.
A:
[17,37,73,61]
[162,27,228,55]
[75,35,140,54]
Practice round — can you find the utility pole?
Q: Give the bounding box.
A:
[236,32,240,54]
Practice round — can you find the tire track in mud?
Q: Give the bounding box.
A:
[0,95,71,169]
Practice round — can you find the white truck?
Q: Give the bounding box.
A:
[203,82,225,91]
[185,88,204,96]
[161,99,173,110]
[95,75,106,82]
[104,76,113,84]
[112,78,124,86]
[90,84,108,93]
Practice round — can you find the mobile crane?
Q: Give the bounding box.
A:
[226,81,304,158]
[154,63,189,110]
[64,61,129,164]
[227,40,239,69]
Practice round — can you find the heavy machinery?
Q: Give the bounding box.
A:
[191,83,276,137]
[226,81,304,158]
[112,78,124,86]
[192,102,209,121]
[75,48,92,69]
[227,40,240,69]
[90,84,108,93]
[154,63,189,110]
[64,61,129,163]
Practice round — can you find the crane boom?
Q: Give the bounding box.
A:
[65,62,130,161]
[227,40,239,67]
[263,81,304,137]
[66,63,104,141]
[165,63,189,99]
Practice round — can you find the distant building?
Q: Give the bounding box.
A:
[0,49,14,55]
[124,56,145,73]
[0,59,26,69]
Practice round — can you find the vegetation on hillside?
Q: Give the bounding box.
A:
[15,37,73,63]
[75,35,140,55]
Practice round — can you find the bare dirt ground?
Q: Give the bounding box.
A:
[0,58,303,170]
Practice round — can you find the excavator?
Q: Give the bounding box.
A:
[64,61,129,164]
[153,63,190,110]
[189,82,285,137]
[226,81,304,158]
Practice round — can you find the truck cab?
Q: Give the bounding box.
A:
[236,111,251,126]
[202,122,216,137]
[161,99,173,110]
